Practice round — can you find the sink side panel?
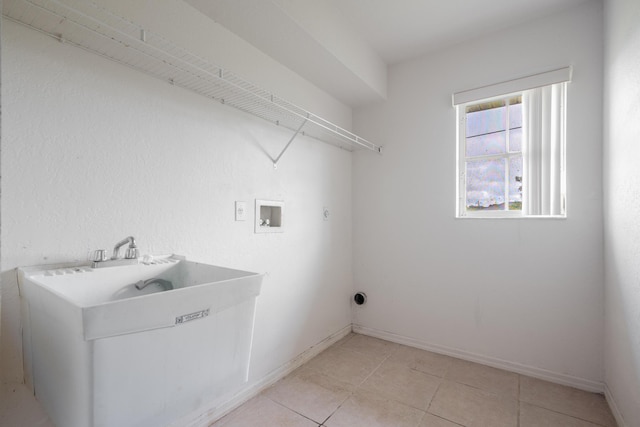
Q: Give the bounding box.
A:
[20,276,93,427]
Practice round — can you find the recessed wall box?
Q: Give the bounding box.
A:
[255,200,284,233]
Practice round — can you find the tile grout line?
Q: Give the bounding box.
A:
[294,337,400,426]
[317,336,363,427]
[321,343,397,426]
[424,357,451,415]
[405,351,453,423]
[428,412,466,427]
[432,361,520,426]
[423,378,466,427]
[441,377,516,399]
[320,391,351,426]
[424,377,442,415]
[340,338,401,387]
[266,396,325,426]
[520,400,611,427]
[262,368,353,426]
[356,350,394,386]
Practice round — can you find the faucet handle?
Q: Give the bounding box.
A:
[124,247,139,259]
[92,249,107,262]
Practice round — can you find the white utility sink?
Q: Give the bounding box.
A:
[19,255,263,427]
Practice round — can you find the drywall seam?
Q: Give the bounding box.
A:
[170,324,352,427]
[353,324,604,393]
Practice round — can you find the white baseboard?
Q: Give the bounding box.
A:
[353,324,605,394]
[172,324,352,427]
[604,384,627,427]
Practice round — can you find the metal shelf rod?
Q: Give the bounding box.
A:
[3,0,382,156]
[273,119,308,168]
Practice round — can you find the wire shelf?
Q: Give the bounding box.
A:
[3,0,382,158]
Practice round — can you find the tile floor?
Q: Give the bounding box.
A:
[212,334,617,427]
[0,333,617,427]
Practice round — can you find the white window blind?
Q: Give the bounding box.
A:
[522,83,567,216]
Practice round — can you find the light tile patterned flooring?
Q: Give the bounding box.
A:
[212,334,617,427]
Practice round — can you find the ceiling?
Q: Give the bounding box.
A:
[185,0,592,107]
[328,0,591,65]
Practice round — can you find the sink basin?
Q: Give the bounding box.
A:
[110,277,174,301]
[20,255,262,340]
[18,255,263,427]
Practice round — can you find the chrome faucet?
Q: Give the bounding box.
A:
[91,236,140,268]
[112,236,139,260]
[134,278,173,291]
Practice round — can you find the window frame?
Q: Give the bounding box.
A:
[456,91,525,218]
[453,67,572,219]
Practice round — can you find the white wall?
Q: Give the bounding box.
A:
[352,1,605,389]
[603,0,640,424]
[0,18,354,394]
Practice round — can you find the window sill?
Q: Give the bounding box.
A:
[455,214,567,220]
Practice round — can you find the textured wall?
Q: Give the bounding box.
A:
[352,1,605,388]
[0,19,354,387]
[603,0,640,424]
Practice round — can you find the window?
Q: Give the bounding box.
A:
[454,68,571,218]
[462,95,523,213]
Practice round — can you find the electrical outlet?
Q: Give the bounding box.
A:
[235,201,247,221]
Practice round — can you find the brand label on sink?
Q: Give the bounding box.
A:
[175,309,210,325]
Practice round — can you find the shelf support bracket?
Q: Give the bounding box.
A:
[273,119,307,169]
